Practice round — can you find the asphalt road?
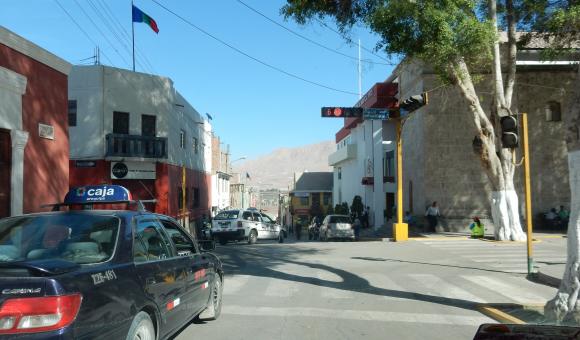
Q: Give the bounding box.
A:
[175,237,560,340]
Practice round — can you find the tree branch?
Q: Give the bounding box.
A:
[489,0,507,110]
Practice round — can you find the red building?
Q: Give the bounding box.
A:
[0,27,71,218]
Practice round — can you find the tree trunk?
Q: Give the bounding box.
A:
[450,58,526,241]
[545,65,580,323]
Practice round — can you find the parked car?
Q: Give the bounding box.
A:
[211,209,283,245]
[320,215,355,241]
[0,185,223,339]
[308,217,321,240]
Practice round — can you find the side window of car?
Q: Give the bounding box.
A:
[134,218,173,262]
[160,219,197,257]
[242,211,252,221]
[252,213,262,222]
[261,214,273,224]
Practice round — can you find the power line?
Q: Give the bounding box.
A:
[236,0,393,66]
[85,0,151,73]
[313,17,394,64]
[72,0,131,67]
[95,0,158,74]
[149,0,359,96]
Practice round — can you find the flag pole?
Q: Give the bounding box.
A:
[131,0,135,71]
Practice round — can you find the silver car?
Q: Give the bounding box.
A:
[211,209,283,245]
[320,215,355,241]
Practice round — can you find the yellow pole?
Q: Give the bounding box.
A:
[393,119,408,241]
[522,113,534,274]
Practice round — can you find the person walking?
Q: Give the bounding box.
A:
[469,217,485,238]
[354,217,362,241]
[425,201,440,232]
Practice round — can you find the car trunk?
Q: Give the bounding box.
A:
[331,223,352,231]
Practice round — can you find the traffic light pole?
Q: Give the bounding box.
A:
[393,119,408,241]
[522,113,534,275]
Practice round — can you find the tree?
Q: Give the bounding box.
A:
[351,195,364,218]
[326,204,335,215]
[282,0,527,241]
[516,0,580,322]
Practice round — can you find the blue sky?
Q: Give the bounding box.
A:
[1,0,396,160]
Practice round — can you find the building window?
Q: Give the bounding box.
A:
[177,187,183,210]
[338,167,342,180]
[193,188,200,208]
[141,115,156,136]
[193,137,198,154]
[113,111,129,134]
[545,101,562,122]
[323,193,332,206]
[68,100,77,127]
[299,196,309,206]
[385,151,395,178]
[180,130,186,149]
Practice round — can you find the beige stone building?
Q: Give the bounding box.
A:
[395,53,576,231]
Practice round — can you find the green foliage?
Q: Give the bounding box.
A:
[334,202,350,215]
[282,0,496,78]
[326,204,335,215]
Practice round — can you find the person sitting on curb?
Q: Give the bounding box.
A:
[469,217,484,239]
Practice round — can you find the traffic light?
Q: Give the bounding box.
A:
[321,107,363,118]
[399,92,429,116]
[500,116,519,148]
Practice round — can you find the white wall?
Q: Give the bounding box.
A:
[69,66,210,173]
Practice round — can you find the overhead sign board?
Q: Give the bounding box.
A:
[363,108,391,120]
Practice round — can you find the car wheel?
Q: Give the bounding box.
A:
[126,311,155,340]
[248,229,258,244]
[218,238,228,245]
[199,277,223,321]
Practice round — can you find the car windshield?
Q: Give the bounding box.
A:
[214,210,240,220]
[329,216,351,224]
[0,214,119,264]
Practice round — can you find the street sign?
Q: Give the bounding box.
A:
[363,108,391,120]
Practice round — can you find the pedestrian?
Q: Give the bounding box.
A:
[469,216,484,238]
[425,201,440,232]
[295,223,302,241]
[354,217,362,241]
[362,207,370,228]
[558,205,570,228]
[404,211,415,227]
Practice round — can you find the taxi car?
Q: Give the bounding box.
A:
[0,185,223,339]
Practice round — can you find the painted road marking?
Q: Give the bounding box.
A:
[265,278,299,298]
[223,305,493,325]
[223,275,251,295]
[408,274,485,303]
[462,276,548,304]
[364,273,409,301]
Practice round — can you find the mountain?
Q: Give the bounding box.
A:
[232,140,335,191]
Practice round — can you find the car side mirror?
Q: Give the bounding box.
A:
[198,240,216,252]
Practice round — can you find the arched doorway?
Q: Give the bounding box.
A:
[0,129,11,218]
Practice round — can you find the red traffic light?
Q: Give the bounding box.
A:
[321,107,363,118]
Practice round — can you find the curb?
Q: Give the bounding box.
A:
[529,272,561,288]
[358,237,392,242]
[477,305,526,324]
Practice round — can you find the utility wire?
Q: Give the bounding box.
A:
[236,0,392,66]
[313,17,394,64]
[72,0,131,68]
[95,0,158,74]
[150,0,359,96]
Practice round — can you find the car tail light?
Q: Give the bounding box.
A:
[237,221,243,228]
[0,294,82,334]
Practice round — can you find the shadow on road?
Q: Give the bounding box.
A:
[217,244,489,313]
[351,256,530,275]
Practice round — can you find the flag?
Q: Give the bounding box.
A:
[206,113,213,120]
[246,172,251,180]
[132,5,159,33]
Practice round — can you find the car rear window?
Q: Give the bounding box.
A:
[330,216,352,224]
[0,213,120,264]
[214,210,240,220]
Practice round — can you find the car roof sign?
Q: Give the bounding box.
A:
[64,185,132,204]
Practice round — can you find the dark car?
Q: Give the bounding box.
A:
[0,185,223,339]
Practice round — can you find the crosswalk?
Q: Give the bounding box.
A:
[222,270,554,306]
[417,239,566,274]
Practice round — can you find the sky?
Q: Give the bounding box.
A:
[0,0,397,161]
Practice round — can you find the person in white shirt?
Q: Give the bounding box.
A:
[425,201,440,232]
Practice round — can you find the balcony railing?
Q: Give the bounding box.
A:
[105,133,167,159]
